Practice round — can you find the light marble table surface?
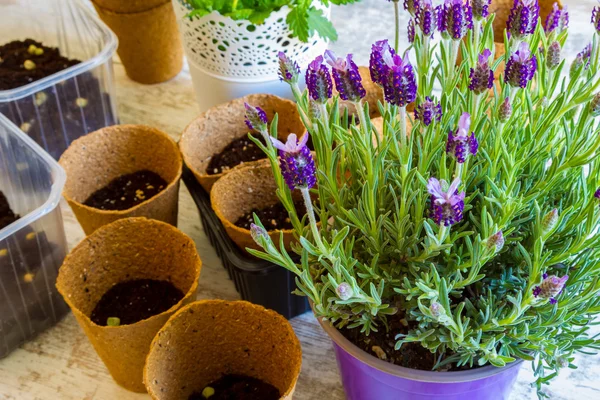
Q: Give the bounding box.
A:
[1,0,599,399]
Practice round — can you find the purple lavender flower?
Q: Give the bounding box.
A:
[533,273,568,304]
[546,41,561,70]
[469,49,494,95]
[417,0,436,37]
[442,0,473,40]
[369,40,395,87]
[404,0,421,16]
[381,53,417,107]
[506,0,539,39]
[427,177,466,226]
[498,97,513,122]
[471,0,490,20]
[486,230,505,252]
[436,4,450,39]
[570,43,592,79]
[544,3,568,34]
[278,52,300,84]
[271,133,316,190]
[505,42,537,89]
[591,93,600,117]
[250,223,269,246]
[336,282,354,300]
[446,112,478,163]
[305,56,333,103]
[408,18,416,43]
[244,103,268,132]
[324,50,366,103]
[414,96,442,126]
[593,1,600,34]
[595,188,600,200]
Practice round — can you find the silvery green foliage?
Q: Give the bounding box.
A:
[248,6,600,397]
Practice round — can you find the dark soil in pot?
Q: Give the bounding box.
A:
[0,39,117,159]
[188,374,281,400]
[234,199,308,231]
[0,191,19,229]
[83,170,168,211]
[341,312,474,372]
[207,134,314,176]
[90,279,184,326]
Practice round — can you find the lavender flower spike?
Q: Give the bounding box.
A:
[446,112,478,163]
[471,0,490,20]
[544,3,568,34]
[570,43,592,79]
[244,103,268,133]
[250,223,269,247]
[486,230,505,252]
[369,40,395,87]
[436,4,450,39]
[305,56,333,103]
[414,96,442,126]
[506,0,539,40]
[469,49,494,95]
[546,41,561,70]
[533,273,568,304]
[417,0,436,38]
[278,51,300,84]
[592,1,600,34]
[408,18,416,43]
[381,53,417,107]
[505,41,537,89]
[591,93,600,117]
[427,177,466,226]
[324,50,366,102]
[498,97,513,122]
[336,282,354,300]
[595,188,600,200]
[404,0,421,17]
[270,133,316,191]
[443,0,473,40]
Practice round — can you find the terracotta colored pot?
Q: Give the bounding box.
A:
[59,125,182,235]
[210,164,305,253]
[144,300,302,400]
[92,0,183,84]
[180,94,305,192]
[56,218,202,392]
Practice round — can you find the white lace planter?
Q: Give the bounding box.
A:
[172,0,330,111]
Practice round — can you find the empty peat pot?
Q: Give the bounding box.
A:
[179,94,305,192]
[144,300,302,400]
[91,0,183,84]
[59,124,182,235]
[210,164,304,253]
[56,217,201,392]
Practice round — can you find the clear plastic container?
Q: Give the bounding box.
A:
[0,0,118,160]
[0,114,69,358]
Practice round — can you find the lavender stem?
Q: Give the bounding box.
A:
[394,0,400,53]
[301,187,325,251]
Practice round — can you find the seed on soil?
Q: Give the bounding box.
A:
[23,60,36,70]
[0,248,7,257]
[35,92,47,106]
[23,273,34,283]
[25,232,36,240]
[201,386,215,398]
[75,97,88,108]
[372,345,387,360]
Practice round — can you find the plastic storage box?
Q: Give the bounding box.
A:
[0,0,118,160]
[182,167,310,319]
[0,114,69,358]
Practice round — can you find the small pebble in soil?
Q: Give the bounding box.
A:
[234,200,308,231]
[83,170,167,211]
[188,375,281,400]
[90,279,184,326]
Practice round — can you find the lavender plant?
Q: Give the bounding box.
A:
[246,0,600,396]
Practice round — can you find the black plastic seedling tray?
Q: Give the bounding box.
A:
[182,167,310,319]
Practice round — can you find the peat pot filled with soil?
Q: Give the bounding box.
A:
[56,218,201,392]
[144,300,302,400]
[179,94,305,192]
[210,164,309,253]
[59,124,182,235]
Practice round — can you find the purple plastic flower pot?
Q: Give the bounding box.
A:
[319,318,523,400]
